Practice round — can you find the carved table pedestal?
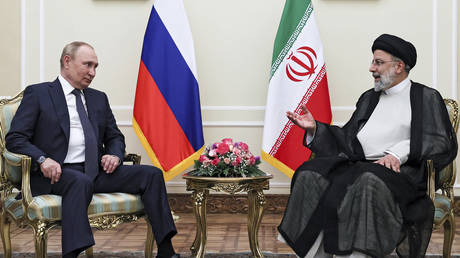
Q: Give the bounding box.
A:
[182,174,273,258]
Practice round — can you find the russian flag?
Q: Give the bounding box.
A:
[133,0,204,181]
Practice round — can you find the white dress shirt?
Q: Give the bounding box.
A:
[306,77,412,164]
[59,75,87,164]
[357,77,412,164]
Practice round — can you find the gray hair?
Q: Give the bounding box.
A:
[60,41,94,68]
[392,56,411,74]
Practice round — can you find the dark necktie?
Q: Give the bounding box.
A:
[72,89,98,180]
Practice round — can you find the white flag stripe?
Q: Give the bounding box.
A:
[154,0,198,78]
[269,65,326,155]
[262,14,325,152]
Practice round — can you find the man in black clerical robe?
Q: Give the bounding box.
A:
[278,34,457,258]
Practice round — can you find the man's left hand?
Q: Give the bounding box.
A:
[101,155,120,174]
[374,154,400,173]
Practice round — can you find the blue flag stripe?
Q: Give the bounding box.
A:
[141,7,204,151]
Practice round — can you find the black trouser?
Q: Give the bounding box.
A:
[51,164,177,257]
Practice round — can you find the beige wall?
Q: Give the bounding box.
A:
[1,0,459,194]
[0,0,21,98]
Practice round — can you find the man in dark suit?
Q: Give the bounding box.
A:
[6,41,180,258]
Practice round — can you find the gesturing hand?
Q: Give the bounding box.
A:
[286,105,316,134]
[374,154,401,173]
[101,155,120,174]
[40,158,62,184]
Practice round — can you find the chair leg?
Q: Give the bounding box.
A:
[85,246,94,258]
[443,211,455,258]
[32,221,50,258]
[145,220,155,258]
[0,212,12,258]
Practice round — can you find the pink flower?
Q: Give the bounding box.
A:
[233,148,241,155]
[224,158,231,164]
[232,157,242,166]
[222,138,233,145]
[239,142,249,152]
[211,158,220,166]
[208,149,217,157]
[249,156,256,165]
[199,155,209,163]
[217,143,230,155]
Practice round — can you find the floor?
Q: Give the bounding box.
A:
[0,213,457,257]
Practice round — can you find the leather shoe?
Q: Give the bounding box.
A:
[156,254,180,258]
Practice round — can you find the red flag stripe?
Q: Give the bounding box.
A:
[272,78,331,169]
[133,61,195,170]
[269,65,330,156]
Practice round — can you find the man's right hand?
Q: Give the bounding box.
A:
[40,158,62,184]
[286,105,316,135]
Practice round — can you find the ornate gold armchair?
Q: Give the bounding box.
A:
[426,98,459,258]
[0,92,155,258]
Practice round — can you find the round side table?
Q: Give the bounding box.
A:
[182,174,273,258]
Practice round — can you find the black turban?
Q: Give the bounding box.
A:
[371,34,417,69]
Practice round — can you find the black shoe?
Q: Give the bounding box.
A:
[156,254,180,258]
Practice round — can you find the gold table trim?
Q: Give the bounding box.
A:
[183,174,273,258]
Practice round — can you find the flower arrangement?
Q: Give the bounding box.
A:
[190,138,265,177]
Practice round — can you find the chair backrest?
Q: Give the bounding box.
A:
[0,91,24,189]
[437,99,459,190]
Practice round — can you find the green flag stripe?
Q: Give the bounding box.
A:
[270,1,313,78]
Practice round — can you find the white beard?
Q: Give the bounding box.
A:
[373,67,396,92]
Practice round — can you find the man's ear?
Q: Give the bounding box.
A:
[63,55,71,68]
[395,61,405,74]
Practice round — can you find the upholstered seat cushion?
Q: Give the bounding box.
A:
[434,193,451,224]
[5,192,144,221]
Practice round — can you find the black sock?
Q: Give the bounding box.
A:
[157,238,175,257]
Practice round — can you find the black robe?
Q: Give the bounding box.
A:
[278,82,458,257]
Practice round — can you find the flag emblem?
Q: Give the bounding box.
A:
[262,0,332,178]
[286,46,318,82]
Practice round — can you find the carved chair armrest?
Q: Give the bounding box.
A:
[426,159,435,202]
[124,153,141,165]
[2,149,33,206]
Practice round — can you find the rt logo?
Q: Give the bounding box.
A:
[285,46,317,82]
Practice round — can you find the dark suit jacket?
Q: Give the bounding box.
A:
[5,78,126,196]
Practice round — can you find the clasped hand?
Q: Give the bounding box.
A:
[40,155,120,183]
[101,154,120,174]
[374,154,401,173]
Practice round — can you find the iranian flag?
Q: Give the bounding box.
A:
[262,0,331,178]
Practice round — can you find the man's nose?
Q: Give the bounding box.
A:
[369,64,376,73]
[89,67,96,77]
